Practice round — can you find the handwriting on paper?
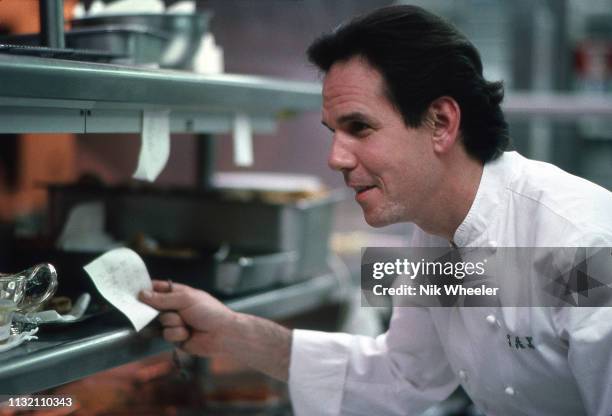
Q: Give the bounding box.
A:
[84,248,158,331]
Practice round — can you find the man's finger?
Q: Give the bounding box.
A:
[139,288,188,310]
[163,326,190,343]
[159,311,184,327]
[152,280,172,293]
[151,279,191,292]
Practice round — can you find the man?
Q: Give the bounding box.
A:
[140,5,612,415]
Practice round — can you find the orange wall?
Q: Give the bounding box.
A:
[0,0,79,221]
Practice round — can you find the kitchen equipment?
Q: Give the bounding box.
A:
[65,25,167,65]
[10,243,295,300]
[0,43,120,62]
[0,26,168,65]
[71,12,212,69]
[9,246,218,300]
[47,184,343,281]
[0,263,58,313]
[216,250,298,295]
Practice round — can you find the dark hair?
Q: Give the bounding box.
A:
[307,5,509,163]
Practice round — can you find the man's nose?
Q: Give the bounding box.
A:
[327,136,357,172]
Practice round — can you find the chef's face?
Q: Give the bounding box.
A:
[322,56,439,227]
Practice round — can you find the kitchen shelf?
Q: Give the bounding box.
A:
[0,54,321,134]
[0,273,340,395]
[1,55,610,134]
[504,92,612,118]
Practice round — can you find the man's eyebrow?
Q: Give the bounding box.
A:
[322,112,374,131]
[337,112,373,125]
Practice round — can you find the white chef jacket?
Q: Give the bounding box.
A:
[289,151,612,416]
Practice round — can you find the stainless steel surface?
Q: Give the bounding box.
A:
[66,26,168,65]
[0,274,339,395]
[0,26,171,65]
[216,251,298,295]
[224,273,339,319]
[0,54,321,113]
[0,43,120,62]
[71,12,212,69]
[0,54,320,134]
[0,323,168,395]
[0,107,277,134]
[48,186,344,281]
[39,0,65,49]
[503,92,612,118]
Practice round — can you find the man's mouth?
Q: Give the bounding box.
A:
[354,185,376,194]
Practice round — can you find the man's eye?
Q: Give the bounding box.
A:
[349,122,371,135]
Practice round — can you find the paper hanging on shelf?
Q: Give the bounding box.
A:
[56,201,119,252]
[233,113,253,167]
[133,109,171,182]
[84,248,158,331]
[87,0,165,16]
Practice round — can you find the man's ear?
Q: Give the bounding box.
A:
[427,97,461,154]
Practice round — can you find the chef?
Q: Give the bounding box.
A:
[140,5,612,415]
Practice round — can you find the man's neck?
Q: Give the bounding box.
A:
[416,155,484,241]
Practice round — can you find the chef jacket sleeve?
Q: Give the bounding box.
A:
[557,235,612,416]
[558,306,612,416]
[288,306,458,415]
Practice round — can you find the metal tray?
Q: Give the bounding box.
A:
[71,13,211,69]
[0,43,120,62]
[216,250,298,296]
[47,185,344,281]
[10,243,299,299]
[9,245,219,302]
[0,25,168,65]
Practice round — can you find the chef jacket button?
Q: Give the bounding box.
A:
[485,314,500,328]
[458,370,468,381]
[504,386,515,396]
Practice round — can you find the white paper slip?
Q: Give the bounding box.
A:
[233,113,253,166]
[57,202,119,252]
[133,109,171,182]
[84,248,158,331]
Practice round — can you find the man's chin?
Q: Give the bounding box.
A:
[363,211,394,228]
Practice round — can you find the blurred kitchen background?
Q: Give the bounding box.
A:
[1,0,611,236]
[0,0,610,415]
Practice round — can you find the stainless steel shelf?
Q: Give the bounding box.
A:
[0,54,321,134]
[504,92,612,118]
[3,55,610,134]
[0,274,339,395]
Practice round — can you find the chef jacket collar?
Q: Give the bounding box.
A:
[452,151,517,247]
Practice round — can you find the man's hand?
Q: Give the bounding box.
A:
[139,280,292,381]
[139,280,236,357]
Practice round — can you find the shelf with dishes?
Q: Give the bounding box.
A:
[0,272,340,395]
